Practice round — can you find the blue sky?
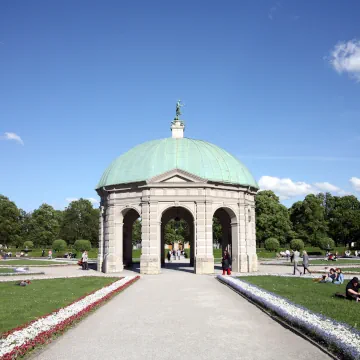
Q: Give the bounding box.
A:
[1,0,359,211]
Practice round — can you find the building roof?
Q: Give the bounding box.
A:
[97,137,259,189]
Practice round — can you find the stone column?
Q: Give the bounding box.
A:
[161,222,165,266]
[247,200,258,272]
[194,200,214,274]
[97,206,104,272]
[104,204,124,273]
[190,221,195,266]
[140,202,161,274]
[238,200,249,272]
[230,221,241,272]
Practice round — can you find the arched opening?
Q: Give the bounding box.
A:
[122,208,141,268]
[213,207,237,269]
[160,206,195,268]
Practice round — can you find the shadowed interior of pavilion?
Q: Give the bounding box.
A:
[114,205,236,274]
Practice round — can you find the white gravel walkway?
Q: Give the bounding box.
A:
[32,267,329,360]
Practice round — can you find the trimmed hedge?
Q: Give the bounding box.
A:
[290,239,305,251]
[73,240,91,252]
[52,239,67,252]
[23,241,34,249]
[264,238,280,252]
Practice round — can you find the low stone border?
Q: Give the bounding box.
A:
[0,275,139,359]
[0,272,45,277]
[217,275,360,360]
[0,264,75,268]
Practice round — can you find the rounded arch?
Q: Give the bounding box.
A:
[213,206,238,264]
[122,207,141,267]
[158,203,195,223]
[160,205,195,268]
[213,205,238,223]
[116,204,141,218]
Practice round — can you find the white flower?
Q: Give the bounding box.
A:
[218,276,360,359]
[0,276,137,357]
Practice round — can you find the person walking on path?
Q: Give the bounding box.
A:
[167,250,172,262]
[82,251,89,270]
[177,249,181,260]
[293,250,302,276]
[48,250,52,259]
[302,250,311,274]
[221,250,232,275]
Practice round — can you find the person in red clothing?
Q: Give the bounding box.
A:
[221,250,232,275]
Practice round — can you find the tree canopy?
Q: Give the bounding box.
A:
[255,191,292,245]
[60,199,99,246]
[0,195,21,246]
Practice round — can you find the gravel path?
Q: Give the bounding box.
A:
[32,268,329,360]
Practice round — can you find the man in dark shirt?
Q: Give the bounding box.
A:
[346,277,360,301]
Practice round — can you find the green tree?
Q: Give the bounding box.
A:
[289,194,328,245]
[327,195,360,246]
[290,239,305,251]
[255,191,293,246]
[74,239,92,252]
[60,199,99,247]
[19,209,31,246]
[264,238,280,252]
[212,217,222,246]
[132,219,142,246]
[164,219,189,246]
[317,237,335,251]
[27,204,61,247]
[0,195,21,246]
[23,240,34,248]
[52,239,67,252]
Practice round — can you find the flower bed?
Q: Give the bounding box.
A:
[217,275,360,360]
[0,275,139,359]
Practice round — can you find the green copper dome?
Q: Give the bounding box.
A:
[97,138,258,189]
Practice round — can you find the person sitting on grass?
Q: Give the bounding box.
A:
[333,268,344,285]
[346,277,360,301]
[319,268,336,283]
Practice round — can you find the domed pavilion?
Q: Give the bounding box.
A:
[96,105,259,274]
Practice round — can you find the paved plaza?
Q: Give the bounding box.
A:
[30,265,330,360]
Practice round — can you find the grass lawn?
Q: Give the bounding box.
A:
[309,259,360,265]
[0,268,15,273]
[257,246,346,259]
[0,260,66,266]
[240,276,358,330]
[342,268,360,273]
[0,276,118,334]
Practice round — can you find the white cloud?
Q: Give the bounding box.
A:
[258,176,346,200]
[65,197,78,203]
[87,197,99,205]
[66,197,99,205]
[313,182,341,193]
[1,132,24,145]
[268,2,281,20]
[329,39,360,81]
[259,176,315,199]
[350,177,360,191]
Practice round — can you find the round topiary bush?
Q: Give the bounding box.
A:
[264,238,280,252]
[317,237,335,251]
[52,239,67,252]
[73,239,92,252]
[290,239,305,251]
[23,241,34,249]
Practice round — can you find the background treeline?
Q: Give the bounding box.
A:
[256,191,360,249]
[1,190,359,250]
[0,195,99,248]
